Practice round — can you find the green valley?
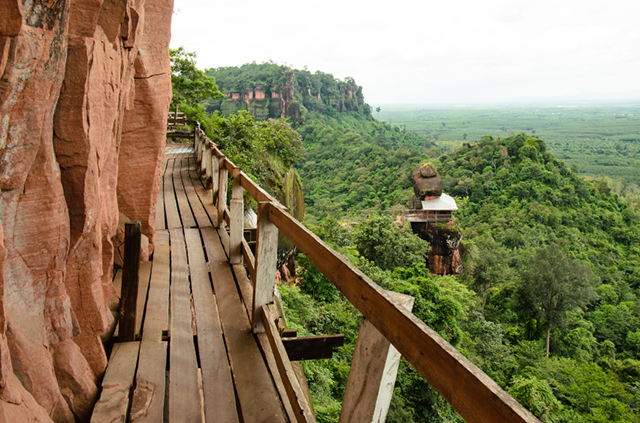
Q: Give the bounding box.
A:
[177,58,640,423]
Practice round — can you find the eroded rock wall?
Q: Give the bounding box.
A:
[0,0,172,420]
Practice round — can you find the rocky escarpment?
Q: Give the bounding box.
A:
[208,65,364,122]
[408,164,465,275]
[0,0,172,420]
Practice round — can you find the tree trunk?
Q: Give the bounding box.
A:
[480,291,488,317]
[545,322,551,358]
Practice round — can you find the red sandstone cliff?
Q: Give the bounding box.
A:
[0,0,172,420]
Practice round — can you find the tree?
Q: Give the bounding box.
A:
[353,214,429,271]
[517,246,598,357]
[375,106,381,119]
[508,376,561,422]
[170,46,223,107]
[627,330,640,359]
[465,234,513,316]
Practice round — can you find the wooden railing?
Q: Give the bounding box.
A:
[167,110,196,140]
[192,122,540,423]
[403,210,453,223]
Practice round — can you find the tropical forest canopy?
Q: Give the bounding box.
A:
[171,54,640,423]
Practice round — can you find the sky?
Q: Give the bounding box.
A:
[170,0,640,105]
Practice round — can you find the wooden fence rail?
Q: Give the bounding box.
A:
[192,122,540,423]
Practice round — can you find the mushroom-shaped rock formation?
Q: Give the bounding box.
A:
[411,164,443,200]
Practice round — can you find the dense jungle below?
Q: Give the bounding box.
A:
[173,54,640,423]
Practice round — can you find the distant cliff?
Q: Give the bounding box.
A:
[205,64,368,122]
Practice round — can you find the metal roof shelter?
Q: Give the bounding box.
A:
[421,193,458,211]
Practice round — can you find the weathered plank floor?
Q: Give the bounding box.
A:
[93,149,295,423]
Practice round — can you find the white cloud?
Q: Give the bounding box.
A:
[170,0,640,103]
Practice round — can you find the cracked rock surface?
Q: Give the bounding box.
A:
[0,0,173,420]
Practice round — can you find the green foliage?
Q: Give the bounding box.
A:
[517,245,599,356]
[186,109,304,196]
[352,214,429,271]
[508,376,561,422]
[170,47,223,106]
[204,62,368,120]
[462,234,513,315]
[290,127,640,420]
[295,112,435,222]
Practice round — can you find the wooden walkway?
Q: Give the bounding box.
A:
[92,133,541,423]
[92,149,297,423]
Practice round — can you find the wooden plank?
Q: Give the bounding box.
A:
[232,263,253,321]
[252,202,279,333]
[142,230,170,341]
[182,158,213,228]
[174,158,197,229]
[155,159,166,230]
[211,148,219,203]
[229,168,243,264]
[256,332,300,423]
[168,228,203,423]
[185,229,239,423]
[90,342,140,423]
[164,159,182,230]
[135,262,152,338]
[130,341,167,423]
[191,168,219,227]
[218,221,230,258]
[222,157,236,173]
[340,292,414,423]
[217,157,228,227]
[261,304,315,423]
[223,207,231,228]
[282,335,344,361]
[240,172,274,203]
[200,227,286,423]
[268,204,539,423]
[241,239,256,282]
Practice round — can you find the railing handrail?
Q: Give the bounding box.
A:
[190,122,540,423]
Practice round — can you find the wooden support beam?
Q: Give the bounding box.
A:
[211,147,219,203]
[282,334,344,361]
[202,144,211,183]
[217,156,228,227]
[252,202,279,333]
[229,168,243,264]
[261,304,316,423]
[119,221,141,342]
[340,292,414,423]
[240,172,274,203]
[241,238,256,282]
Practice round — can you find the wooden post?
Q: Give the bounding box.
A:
[194,125,200,158]
[202,144,211,182]
[229,168,243,264]
[339,291,415,423]
[211,151,219,206]
[119,221,142,342]
[252,202,279,333]
[217,156,228,227]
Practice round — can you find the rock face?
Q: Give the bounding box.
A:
[408,164,464,275]
[411,164,443,200]
[411,221,465,275]
[0,0,172,420]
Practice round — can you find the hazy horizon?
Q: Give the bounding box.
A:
[171,0,640,105]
